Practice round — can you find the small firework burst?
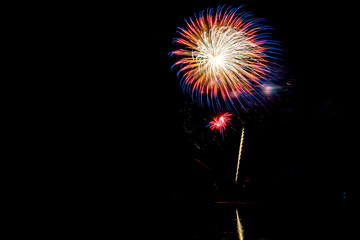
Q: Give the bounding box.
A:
[208,112,232,136]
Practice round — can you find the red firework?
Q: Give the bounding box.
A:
[208,112,232,135]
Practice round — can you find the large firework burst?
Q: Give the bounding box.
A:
[170,5,281,112]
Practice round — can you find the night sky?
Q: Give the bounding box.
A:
[80,1,357,239]
[139,0,357,193]
[119,1,357,239]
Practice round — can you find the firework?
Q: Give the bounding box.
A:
[208,112,232,136]
[170,5,281,112]
[235,126,245,184]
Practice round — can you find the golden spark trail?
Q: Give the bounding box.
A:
[236,208,244,240]
[235,126,245,184]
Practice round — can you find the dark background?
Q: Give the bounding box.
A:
[74,1,357,239]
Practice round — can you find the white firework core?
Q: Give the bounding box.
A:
[211,55,225,68]
[193,26,264,92]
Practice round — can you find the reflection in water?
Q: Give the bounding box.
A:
[235,208,244,240]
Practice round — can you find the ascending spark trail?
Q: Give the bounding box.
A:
[235,126,245,184]
[236,208,244,240]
